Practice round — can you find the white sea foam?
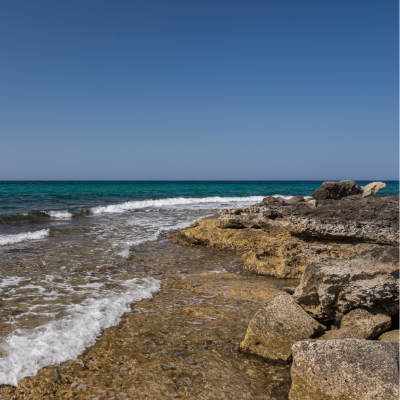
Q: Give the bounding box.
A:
[91,196,264,214]
[46,210,72,219]
[0,277,160,386]
[0,277,29,289]
[0,229,50,246]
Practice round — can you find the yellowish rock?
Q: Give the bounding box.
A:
[239,292,325,362]
[170,218,375,278]
[379,329,399,343]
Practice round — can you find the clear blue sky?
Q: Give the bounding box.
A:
[1,0,398,180]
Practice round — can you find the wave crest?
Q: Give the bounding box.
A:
[0,229,50,246]
[91,196,265,214]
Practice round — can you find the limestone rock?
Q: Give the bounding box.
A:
[361,181,386,197]
[306,199,317,208]
[379,329,399,343]
[289,339,399,400]
[320,308,391,340]
[239,292,325,362]
[312,180,363,200]
[293,247,399,319]
[286,195,305,205]
[262,196,286,204]
[219,196,399,246]
[241,241,372,279]
[340,308,391,337]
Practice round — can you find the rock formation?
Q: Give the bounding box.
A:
[361,181,386,197]
[312,180,363,200]
[219,195,399,246]
[285,195,305,204]
[172,195,398,279]
[239,292,325,362]
[293,247,399,319]
[289,339,399,400]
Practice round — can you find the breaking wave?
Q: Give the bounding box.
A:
[91,196,265,214]
[0,229,50,246]
[0,277,160,386]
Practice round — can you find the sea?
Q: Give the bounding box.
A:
[0,180,398,386]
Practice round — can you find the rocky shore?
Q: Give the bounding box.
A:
[171,181,399,399]
[1,180,398,399]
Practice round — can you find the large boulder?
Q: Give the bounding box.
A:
[361,181,386,198]
[239,292,325,362]
[312,180,363,200]
[289,339,399,400]
[320,308,391,340]
[293,247,399,319]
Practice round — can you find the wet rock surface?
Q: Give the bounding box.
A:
[289,339,400,400]
[0,239,296,400]
[239,292,325,362]
[293,247,399,319]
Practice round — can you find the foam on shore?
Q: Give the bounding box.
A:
[0,229,50,246]
[0,277,160,386]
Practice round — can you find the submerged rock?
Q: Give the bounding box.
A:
[239,292,325,362]
[361,181,386,197]
[289,339,399,400]
[379,329,399,343]
[293,247,399,319]
[312,180,363,200]
[319,308,391,340]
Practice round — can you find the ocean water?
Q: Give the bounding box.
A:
[0,181,397,386]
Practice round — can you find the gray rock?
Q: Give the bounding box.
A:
[262,196,286,204]
[361,181,386,198]
[319,308,391,340]
[379,329,399,343]
[293,247,399,319]
[289,339,399,400]
[219,196,399,246]
[239,292,325,362]
[312,180,363,200]
[286,195,305,205]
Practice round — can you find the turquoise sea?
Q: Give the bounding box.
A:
[0,180,397,386]
[1,180,398,219]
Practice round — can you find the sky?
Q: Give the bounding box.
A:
[0,0,398,180]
